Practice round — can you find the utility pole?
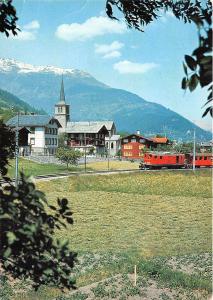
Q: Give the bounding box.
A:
[193,129,196,171]
[15,112,19,187]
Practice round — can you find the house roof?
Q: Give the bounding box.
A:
[65,122,108,134]
[6,115,62,128]
[67,121,115,132]
[121,134,153,142]
[151,137,168,144]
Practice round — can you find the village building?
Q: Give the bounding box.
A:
[121,133,154,159]
[199,140,212,152]
[65,122,108,154]
[54,78,119,155]
[6,115,61,155]
[105,134,121,157]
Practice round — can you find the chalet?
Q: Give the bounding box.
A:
[6,115,61,155]
[65,122,108,154]
[54,78,118,155]
[121,134,154,159]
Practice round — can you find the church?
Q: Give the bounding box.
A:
[54,78,120,155]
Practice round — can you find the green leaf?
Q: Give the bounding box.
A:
[49,205,57,211]
[0,213,12,220]
[4,247,12,258]
[43,268,53,276]
[185,55,197,71]
[202,106,212,117]
[183,63,188,76]
[7,232,17,245]
[181,77,187,90]
[189,74,199,92]
[66,217,73,224]
[61,198,68,207]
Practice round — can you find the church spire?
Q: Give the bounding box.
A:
[59,75,65,103]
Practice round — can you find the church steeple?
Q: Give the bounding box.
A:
[54,76,70,132]
[59,76,65,103]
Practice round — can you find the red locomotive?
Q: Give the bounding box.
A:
[139,152,213,169]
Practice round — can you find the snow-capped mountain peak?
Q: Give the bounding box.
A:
[0,58,91,77]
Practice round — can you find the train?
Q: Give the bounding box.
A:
[139,152,213,170]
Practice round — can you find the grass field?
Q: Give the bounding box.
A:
[2,169,212,299]
[7,158,83,178]
[37,170,211,256]
[86,160,139,170]
[7,158,139,178]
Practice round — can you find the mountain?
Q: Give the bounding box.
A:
[0,58,211,141]
[0,87,45,122]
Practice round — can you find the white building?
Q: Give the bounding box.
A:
[105,134,121,157]
[7,115,61,155]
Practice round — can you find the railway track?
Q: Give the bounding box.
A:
[0,167,205,185]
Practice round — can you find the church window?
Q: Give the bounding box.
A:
[111,142,114,149]
[30,138,35,145]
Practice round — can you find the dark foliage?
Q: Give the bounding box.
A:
[0,120,15,176]
[0,0,19,37]
[0,123,77,290]
[106,0,212,117]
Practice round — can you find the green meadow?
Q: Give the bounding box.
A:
[3,169,212,300]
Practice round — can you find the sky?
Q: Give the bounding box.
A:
[0,0,212,131]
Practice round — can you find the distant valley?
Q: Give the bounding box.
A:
[0,87,45,122]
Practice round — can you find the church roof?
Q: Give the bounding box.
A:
[6,115,62,127]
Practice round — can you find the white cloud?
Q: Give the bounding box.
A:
[113,60,158,74]
[23,20,40,30]
[95,41,124,59]
[55,16,127,41]
[103,51,121,59]
[11,30,36,41]
[95,41,124,54]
